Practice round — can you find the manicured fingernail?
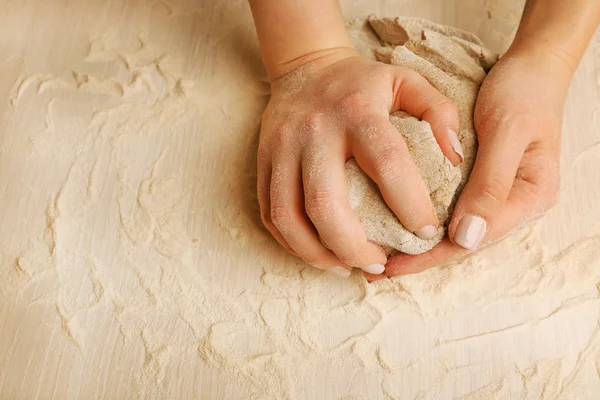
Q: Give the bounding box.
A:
[454,214,486,250]
[414,225,437,240]
[362,263,385,274]
[447,129,464,162]
[327,267,351,278]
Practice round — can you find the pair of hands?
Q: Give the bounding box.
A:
[257,45,572,280]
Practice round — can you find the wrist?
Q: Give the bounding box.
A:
[250,0,356,82]
[502,42,575,95]
[508,0,599,81]
[269,46,359,82]
[508,37,578,77]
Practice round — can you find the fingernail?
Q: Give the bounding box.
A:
[327,267,352,278]
[454,214,487,250]
[362,263,385,274]
[447,129,464,162]
[414,225,437,240]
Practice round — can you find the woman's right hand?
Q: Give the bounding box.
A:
[257,48,462,278]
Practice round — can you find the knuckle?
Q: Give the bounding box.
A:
[270,203,293,231]
[439,98,458,116]
[338,90,370,112]
[426,94,456,113]
[401,213,423,231]
[472,178,508,208]
[373,143,404,182]
[305,188,336,222]
[303,113,324,130]
[337,252,361,267]
[302,113,325,141]
[272,124,295,146]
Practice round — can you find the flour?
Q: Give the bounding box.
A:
[346,16,498,254]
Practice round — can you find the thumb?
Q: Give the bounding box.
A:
[449,133,528,250]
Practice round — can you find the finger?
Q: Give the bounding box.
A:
[363,270,388,283]
[364,273,387,283]
[302,138,388,273]
[351,116,440,239]
[380,179,550,279]
[383,238,467,278]
[373,145,559,280]
[270,153,354,278]
[390,66,462,165]
[448,130,530,251]
[376,187,536,281]
[257,151,295,254]
[379,146,558,279]
[383,185,538,279]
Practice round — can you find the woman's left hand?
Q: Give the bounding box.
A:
[369,46,576,280]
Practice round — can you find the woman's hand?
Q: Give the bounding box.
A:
[258,49,461,277]
[378,48,573,279]
[367,0,599,281]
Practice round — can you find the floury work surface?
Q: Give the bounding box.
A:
[0,0,599,398]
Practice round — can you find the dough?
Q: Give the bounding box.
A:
[346,15,499,255]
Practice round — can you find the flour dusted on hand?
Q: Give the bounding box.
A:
[346,15,498,255]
